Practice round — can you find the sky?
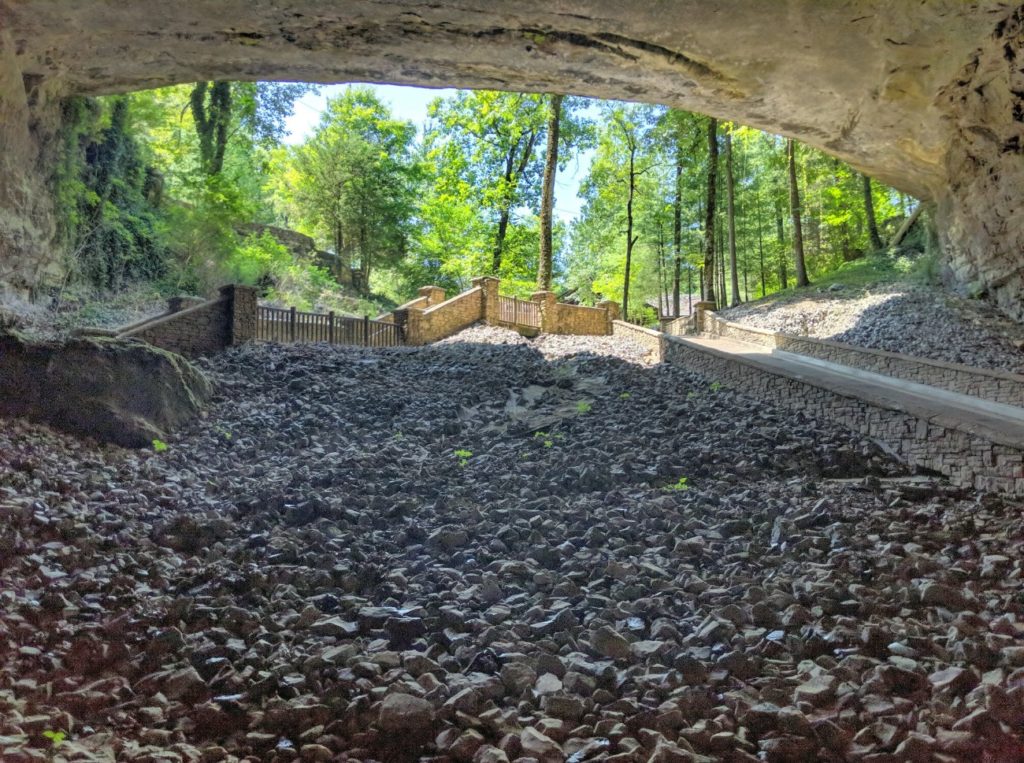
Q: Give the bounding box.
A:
[283,83,593,223]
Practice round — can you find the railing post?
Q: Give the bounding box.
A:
[328,311,335,344]
[532,291,557,333]
[363,314,370,347]
[597,300,620,335]
[289,306,297,342]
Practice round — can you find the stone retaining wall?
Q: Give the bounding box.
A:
[85,285,258,358]
[124,297,232,357]
[408,287,484,345]
[393,278,619,345]
[612,320,665,362]
[549,302,611,335]
[660,333,1024,494]
[702,312,1024,407]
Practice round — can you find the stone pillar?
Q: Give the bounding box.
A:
[418,285,446,306]
[693,300,716,334]
[221,284,259,346]
[531,291,558,333]
[395,307,425,346]
[471,276,500,324]
[597,300,620,335]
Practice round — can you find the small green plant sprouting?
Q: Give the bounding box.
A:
[151,439,168,453]
[392,431,404,440]
[454,448,473,467]
[534,431,556,448]
[665,476,690,492]
[575,400,592,414]
[619,392,632,400]
[686,391,698,400]
[710,381,722,393]
[43,729,66,747]
[214,427,232,441]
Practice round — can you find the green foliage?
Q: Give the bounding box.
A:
[454,448,473,467]
[224,232,291,286]
[42,730,66,746]
[151,439,168,452]
[534,430,564,448]
[709,381,722,392]
[575,400,592,414]
[277,87,419,296]
[49,79,917,320]
[55,96,168,290]
[618,391,632,399]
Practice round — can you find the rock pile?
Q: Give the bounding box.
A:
[1,328,1022,762]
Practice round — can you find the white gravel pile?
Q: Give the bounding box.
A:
[720,286,1024,374]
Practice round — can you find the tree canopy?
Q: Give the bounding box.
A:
[51,82,913,318]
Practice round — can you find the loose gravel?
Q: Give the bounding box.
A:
[1,327,1023,763]
[719,285,1024,374]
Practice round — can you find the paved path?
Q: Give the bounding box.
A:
[679,334,1024,448]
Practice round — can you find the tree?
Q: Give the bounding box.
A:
[673,135,684,316]
[428,91,547,274]
[189,81,316,176]
[288,87,418,294]
[788,138,810,287]
[537,94,563,291]
[863,173,884,251]
[190,82,232,175]
[608,106,658,320]
[702,118,719,304]
[725,127,740,306]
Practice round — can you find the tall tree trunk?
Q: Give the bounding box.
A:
[672,140,683,316]
[862,173,883,251]
[718,217,727,307]
[492,130,538,273]
[656,234,666,318]
[775,197,788,289]
[623,144,637,320]
[756,187,767,297]
[190,81,232,175]
[492,145,517,273]
[537,94,563,290]
[787,139,810,287]
[725,130,740,306]
[889,204,923,248]
[702,117,718,305]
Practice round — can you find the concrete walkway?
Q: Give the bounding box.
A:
[680,334,1024,449]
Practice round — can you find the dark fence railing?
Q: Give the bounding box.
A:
[497,295,541,328]
[256,305,405,347]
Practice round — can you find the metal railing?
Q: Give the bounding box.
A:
[256,305,405,347]
[496,295,541,328]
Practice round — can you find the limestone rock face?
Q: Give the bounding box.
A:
[0,332,212,447]
[0,1,1021,313]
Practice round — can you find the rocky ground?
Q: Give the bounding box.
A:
[2,327,1024,763]
[718,285,1024,374]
